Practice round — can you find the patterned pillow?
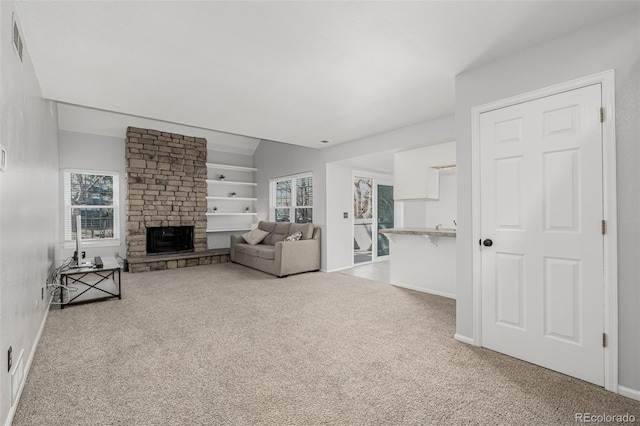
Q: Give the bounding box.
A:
[283,231,303,242]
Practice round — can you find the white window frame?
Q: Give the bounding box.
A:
[63,169,121,248]
[269,172,313,223]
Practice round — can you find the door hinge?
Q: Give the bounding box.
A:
[600,107,604,123]
[601,219,606,235]
[603,333,607,348]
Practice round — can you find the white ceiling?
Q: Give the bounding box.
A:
[16,1,639,149]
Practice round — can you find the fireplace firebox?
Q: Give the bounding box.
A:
[146,226,194,255]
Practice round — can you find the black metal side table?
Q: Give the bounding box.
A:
[59,257,122,309]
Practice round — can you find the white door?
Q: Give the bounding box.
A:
[480,84,604,385]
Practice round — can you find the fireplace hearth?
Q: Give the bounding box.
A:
[146,226,194,255]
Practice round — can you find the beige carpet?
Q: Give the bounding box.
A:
[13,263,640,425]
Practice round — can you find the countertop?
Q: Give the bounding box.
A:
[379,227,457,238]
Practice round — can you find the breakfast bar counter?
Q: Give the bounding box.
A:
[379,227,456,298]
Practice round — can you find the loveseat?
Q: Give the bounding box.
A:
[230,221,321,277]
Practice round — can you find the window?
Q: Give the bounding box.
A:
[353,177,373,220]
[270,173,313,223]
[64,170,120,246]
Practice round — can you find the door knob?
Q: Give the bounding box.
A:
[482,239,493,247]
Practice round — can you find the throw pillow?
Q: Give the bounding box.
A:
[289,223,313,240]
[284,231,302,242]
[241,228,270,245]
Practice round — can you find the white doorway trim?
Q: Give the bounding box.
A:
[352,170,394,266]
[470,70,618,392]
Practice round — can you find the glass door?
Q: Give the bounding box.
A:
[376,184,394,257]
[353,176,373,264]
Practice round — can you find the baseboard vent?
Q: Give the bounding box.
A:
[12,12,24,63]
[10,349,24,406]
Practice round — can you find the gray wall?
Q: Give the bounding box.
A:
[208,150,254,169]
[254,115,455,271]
[455,12,640,391]
[0,2,60,423]
[254,140,325,234]
[58,131,127,260]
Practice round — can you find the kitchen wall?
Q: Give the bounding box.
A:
[455,12,640,393]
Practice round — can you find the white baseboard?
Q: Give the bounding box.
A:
[454,333,475,346]
[324,258,390,273]
[5,303,51,426]
[618,385,640,402]
[390,282,456,300]
[324,265,354,273]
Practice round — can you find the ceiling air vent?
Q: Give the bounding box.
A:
[12,13,24,63]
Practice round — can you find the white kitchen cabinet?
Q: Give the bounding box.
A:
[393,141,455,200]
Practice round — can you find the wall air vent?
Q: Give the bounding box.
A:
[12,13,24,63]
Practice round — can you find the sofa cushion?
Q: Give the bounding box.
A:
[257,246,276,260]
[262,222,291,245]
[242,228,270,245]
[235,243,261,257]
[265,233,287,245]
[289,223,314,240]
[257,221,277,234]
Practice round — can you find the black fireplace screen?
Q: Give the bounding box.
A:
[146,226,194,255]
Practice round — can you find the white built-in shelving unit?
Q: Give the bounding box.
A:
[206,163,257,249]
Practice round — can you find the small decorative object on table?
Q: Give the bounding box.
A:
[219,174,225,181]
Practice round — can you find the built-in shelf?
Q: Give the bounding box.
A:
[206,163,257,172]
[206,162,257,249]
[206,196,257,201]
[206,180,257,186]
[206,212,257,216]
[206,228,251,233]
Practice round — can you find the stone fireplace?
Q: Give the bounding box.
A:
[125,127,228,272]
